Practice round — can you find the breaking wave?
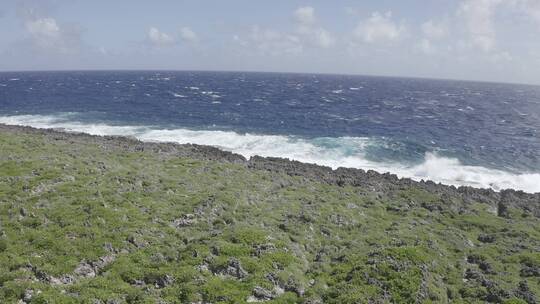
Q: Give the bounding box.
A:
[1,113,539,193]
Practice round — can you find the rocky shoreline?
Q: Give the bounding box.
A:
[2,123,539,217]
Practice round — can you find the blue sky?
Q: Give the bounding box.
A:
[1,0,540,84]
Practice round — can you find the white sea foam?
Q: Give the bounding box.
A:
[1,113,539,193]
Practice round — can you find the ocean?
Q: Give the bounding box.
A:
[1,71,539,192]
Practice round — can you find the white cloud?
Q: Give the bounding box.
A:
[179,27,198,42]
[98,46,108,55]
[294,6,316,25]
[312,28,334,48]
[421,20,448,39]
[296,25,335,48]
[526,1,540,22]
[513,0,540,23]
[24,17,82,53]
[146,26,198,47]
[232,34,248,47]
[232,6,334,56]
[455,0,540,64]
[236,26,303,56]
[488,51,513,64]
[147,27,175,47]
[417,38,435,55]
[458,0,501,52]
[26,17,61,39]
[354,12,405,44]
[417,21,447,55]
[294,7,335,48]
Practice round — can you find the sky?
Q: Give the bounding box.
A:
[1,0,540,85]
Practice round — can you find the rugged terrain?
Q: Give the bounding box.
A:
[0,124,539,303]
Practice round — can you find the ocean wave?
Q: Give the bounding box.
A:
[171,92,186,98]
[1,113,539,193]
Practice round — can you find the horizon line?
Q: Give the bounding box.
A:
[0,68,538,87]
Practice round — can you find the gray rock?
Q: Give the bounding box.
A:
[172,214,196,228]
[143,273,174,289]
[57,275,76,285]
[467,254,495,274]
[127,235,147,248]
[284,278,305,297]
[214,258,248,279]
[252,286,274,301]
[103,243,115,253]
[72,255,116,281]
[464,268,483,281]
[23,289,38,302]
[498,201,510,218]
[254,243,276,256]
[515,281,537,304]
[478,234,496,243]
[520,265,540,278]
[74,262,96,278]
[92,255,115,272]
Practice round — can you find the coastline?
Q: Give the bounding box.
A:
[2,123,539,215]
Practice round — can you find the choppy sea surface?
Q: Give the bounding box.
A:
[1,71,539,192]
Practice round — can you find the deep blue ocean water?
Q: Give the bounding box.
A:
[1,71,539,192]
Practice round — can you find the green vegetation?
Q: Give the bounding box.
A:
[0,128,538,303]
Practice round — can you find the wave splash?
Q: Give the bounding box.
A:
[1,113,539,193]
